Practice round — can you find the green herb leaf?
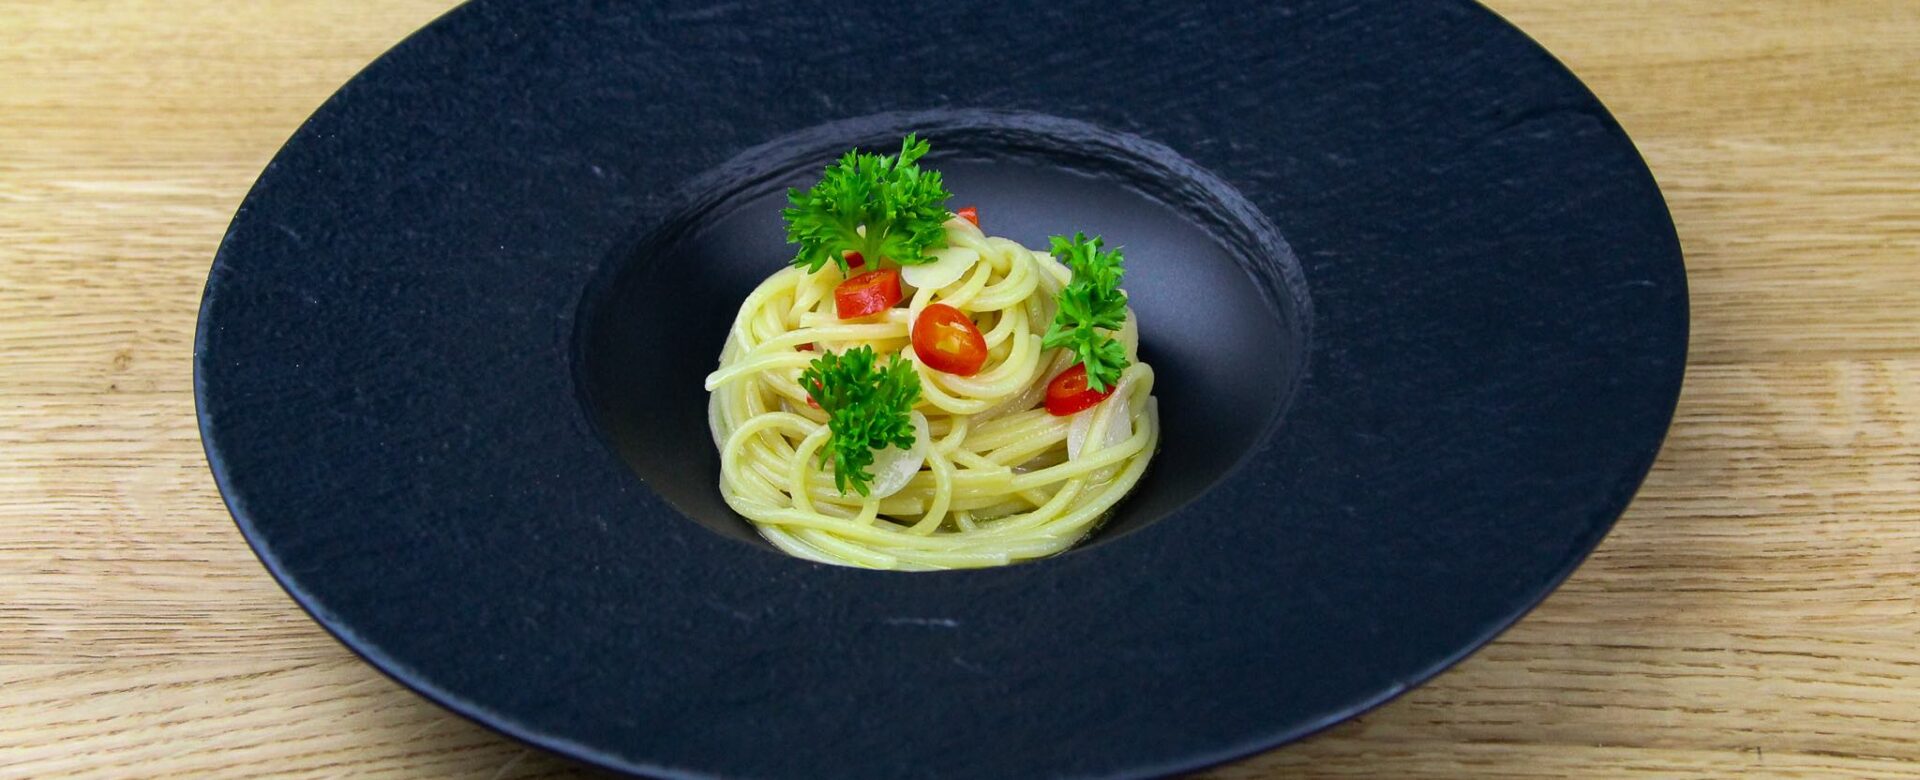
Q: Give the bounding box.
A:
[782,134,953,274]
[1041,233,1130,392]
[799,345,922,496]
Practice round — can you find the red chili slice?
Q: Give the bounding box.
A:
[1044,364,1116,416]
[912,304,988,376]
[834,268,902,319]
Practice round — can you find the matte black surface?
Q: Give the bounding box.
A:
[580,112,1309,550]
[195,1,1688,778]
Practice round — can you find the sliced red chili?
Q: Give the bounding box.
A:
[912,304,989,376]
[834,268,902,319]
[1044,364,1116,416]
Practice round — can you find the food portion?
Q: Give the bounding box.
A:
[703,136,1159,570]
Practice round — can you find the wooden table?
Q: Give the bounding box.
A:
[4,1,1916,777]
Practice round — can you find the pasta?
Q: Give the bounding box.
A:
[704,215,1161,570]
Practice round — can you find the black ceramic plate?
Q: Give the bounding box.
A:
[195,1,1687,777]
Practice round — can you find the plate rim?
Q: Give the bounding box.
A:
[194,0,1689,776]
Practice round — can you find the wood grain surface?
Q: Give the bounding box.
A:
[2,1,1916,777]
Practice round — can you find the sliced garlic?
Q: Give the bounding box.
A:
[901,246,979,291]
[1066,379,1132,461]
[865,412,930,499]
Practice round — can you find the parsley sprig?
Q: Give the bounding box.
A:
[799,346,922,496]
[783,134,953,274]
[1041,233,1130,392]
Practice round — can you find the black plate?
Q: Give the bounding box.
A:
[195,1,1687,778]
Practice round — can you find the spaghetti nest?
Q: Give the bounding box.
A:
[704,217,1160,570]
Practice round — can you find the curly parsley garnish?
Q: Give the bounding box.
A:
[1042,233,1130,392]
[799,345,921,496]
[782,134,953,274]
